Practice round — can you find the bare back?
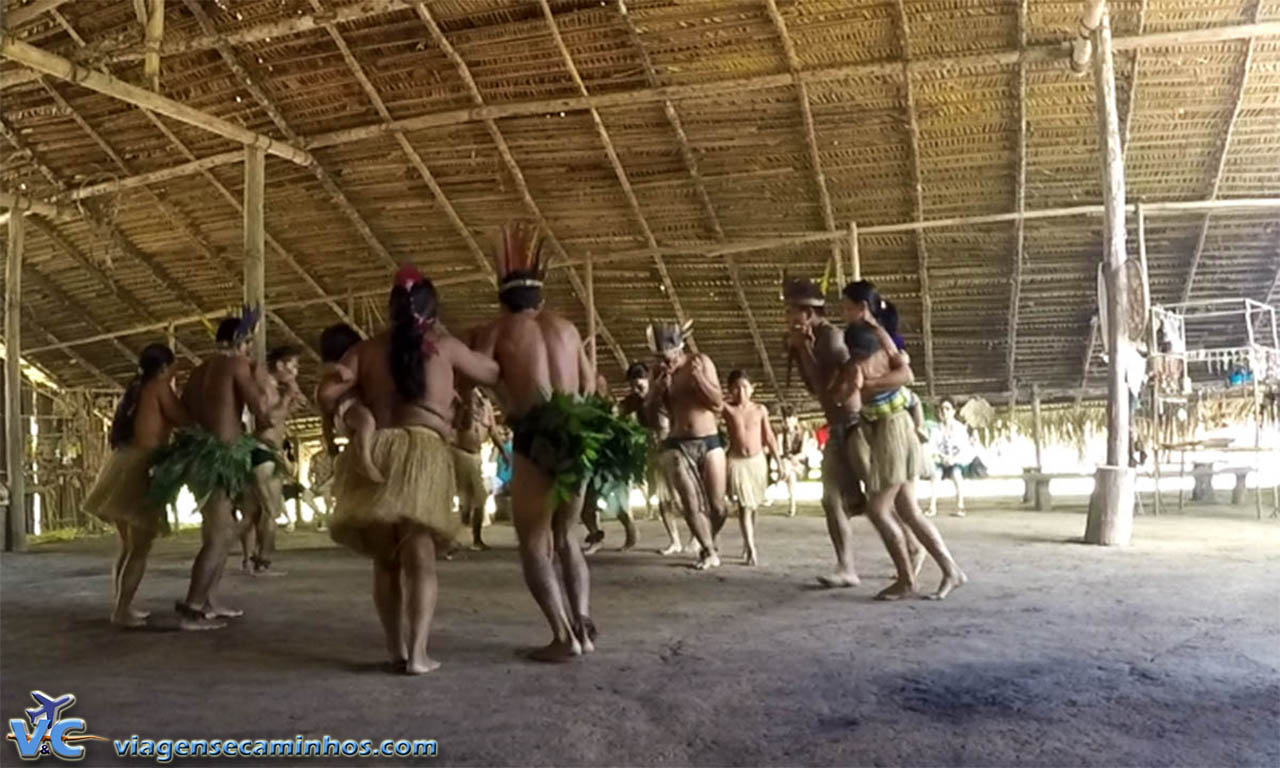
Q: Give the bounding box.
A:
[476,308,587,416]
[181,354,257,442]
[132,375,187,451]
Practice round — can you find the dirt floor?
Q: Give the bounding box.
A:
[2,496,1278,766]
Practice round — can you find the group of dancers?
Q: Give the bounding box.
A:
[82,221,965,672]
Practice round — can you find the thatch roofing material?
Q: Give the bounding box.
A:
[1,0,1278,409]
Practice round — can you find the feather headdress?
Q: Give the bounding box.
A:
[494,220,547,291]
[781,276,825,308]
[646,320,694,353]
[232,304,260,343]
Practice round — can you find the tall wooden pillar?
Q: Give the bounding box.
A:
[1084,5,1135,546]
[586,252,597,376]
[243,145,266,361]
[5,212,26,551]
[1031,382,1044,470]
[848,222,860,282]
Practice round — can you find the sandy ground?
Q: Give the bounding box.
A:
[2,497,1278,767]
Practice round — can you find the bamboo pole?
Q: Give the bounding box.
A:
[1032,382,1044,470]
[3,0,75,28]
[142,0,164,90]
[0,191,76,222]
[587,253,597,374]
[1084,7,1134,547]
[244,146,266,362]
[0,37,312,166]
[1007,0,1029,398]
[5,212,26,551]
[848,222,860,282]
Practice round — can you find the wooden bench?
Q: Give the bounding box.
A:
[1186,462,1253,505]
[1020,469,1095,511]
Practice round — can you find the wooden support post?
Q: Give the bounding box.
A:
[4,213,26,551]
[1032,383,1044,470]
[1084,7,1135,547]
[586,253,597,374]
[243,145,266,362]
[848,222,860,282]
[143,0,164,90]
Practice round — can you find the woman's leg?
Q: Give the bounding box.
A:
[399,525,441,674]
[111,523,128,609]
[863,486,915,600]
[893,483,966,599]
[362,524,407,668]
[951,472,966,516]
[113,523,155,626]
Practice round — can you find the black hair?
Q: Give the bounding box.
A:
[267,345,302,370]
[388,278,439,401]
[109,344,175,449]
[320,324,362,363]
[215,317,241,345]
[939,396,957,409]
[498,270,542,312]
[727,369,748,386]
[625,362,649,382]
[842,280,900,338]
[843,323,882,362]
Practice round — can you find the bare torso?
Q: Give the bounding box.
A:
[181,354,254,442]
[257,380,303,449]
[131,375,185,451]
[477,309,585,416]
[454,397,492,453]
[662,355,720,439]
[808,322,856,425]
[346,331,462,438]
[723,401,767,458]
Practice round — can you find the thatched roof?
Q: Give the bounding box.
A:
[2,0,1278,409]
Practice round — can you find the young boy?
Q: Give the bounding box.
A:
[318,324,380,482]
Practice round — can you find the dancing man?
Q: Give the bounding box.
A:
[452,388,504,550]
[472,222,645,660]
[648,321,727,570]
[84,344,188,628]
[619,362,685,553]
[722,369,781,565]
[150,310,273,628]
[241,344,305,575]
[836,323,966,600]
[319,266,500,674]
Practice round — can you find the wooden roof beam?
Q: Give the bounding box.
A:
[178,0,396,271]
[1,0,76,29]
[1180,2,1261,304]
[0,36,312,165]
[19,307,120,391]
[615,0,783,402]
[1006,0,1029,397]
[892,0,936,397]
[763,0,842,281]
[536,0,694,352]
[21,265,138,367]
[307,0,496,290]
[414,3,628,371]
[1119,0,1149,158]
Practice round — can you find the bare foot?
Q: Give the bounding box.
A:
[951,509,966,518]
[404,657,443,675]
[470,541,490,551]
[693,551,721,571]
[526,639,581,663]
[356,451,384,484]
[925,570,968,601]
[110,612,146,629]
[202,603,244,619]
[788,507,797,518]
[683,540,702,556]
[910,549,926,580]
[925,508,937,518]
[128,607,151,620]
[620,539,636,552]
[743,551,758,567]
[583,540,603,556]
[875,579,916,601]
[658,542,682,556]
[175,602,226,630]
[816,572,860,588]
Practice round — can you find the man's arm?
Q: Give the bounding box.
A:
[232,357,274,425]
[829,361,864,410]
[157,377,192,429]
[863,361,914,394]
[447,337,501,389]
[318,349,360,415]
[758,405,781,461]
[690,355,723,411]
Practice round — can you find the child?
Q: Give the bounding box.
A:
[318,324,382,483]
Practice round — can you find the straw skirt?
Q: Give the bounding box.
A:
[728,453,768,510]
[851,410,922,494]
[451,448,486,509]
[84,447,163,531]
[330,426,460,555]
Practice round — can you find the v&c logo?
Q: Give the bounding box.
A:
[6,691,108,761]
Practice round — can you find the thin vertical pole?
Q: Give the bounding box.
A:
[848,221,860,282]
[1031,382,1043,471]
[143,0,165,90]
[243,145,266,362]
[4,212,26,551]
[586,251,597,375]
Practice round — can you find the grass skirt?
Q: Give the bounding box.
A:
[147,429,260,509]
[85,447,165,532]
[728,453,768,510]
[330,426,460,555]
[851,410,921,494]
[509,393,648,505]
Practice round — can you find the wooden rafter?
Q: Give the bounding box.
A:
[2,0,77,29]
[1006,0,1029,397]
[306,0,496,290]
[1074,315,1100,409]
[762,0,841,277]
[891,0,936,397]
[178,0,397,271]
[1119,0,1149,157]
[1180,1,1261,304]
[536,0,694,352]
[414,3,628,371]
[615,0,783,400]
[21,265,137,367]
[20,307,120,390]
